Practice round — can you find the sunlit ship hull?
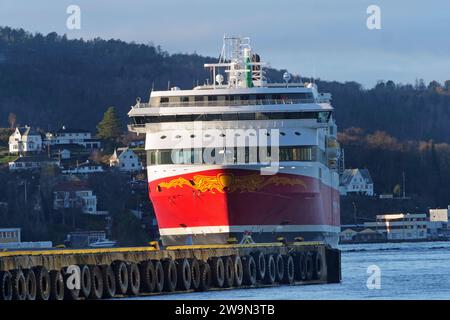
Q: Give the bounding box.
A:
[148,167,340,247]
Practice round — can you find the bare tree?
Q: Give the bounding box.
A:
[8,112,17,129]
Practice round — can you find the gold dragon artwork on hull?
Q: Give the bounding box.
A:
[157,173,307,193]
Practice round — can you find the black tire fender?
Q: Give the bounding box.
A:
[163,259,177,292]
[190,258,201,290]
[49,270,64,300]
[176,258,192,291]
[35,266,51,301]
[0,271,12,300]
[210,257,225,288]
[264,255,276,285]
[153,260,164,293]
[11,269,27,300]
[232,255,243,287]
[197,262,211,292]
[275,254,285,282]
[223,256,234,288]
[252,251,266,281]
[101,265,116,299]
[89,265,104,299]
[127,263,140,296]
[24,269,37,300]
[139,260,156,293]
[283,255,295,284]
[112,261,128,295]
[242,255,257,286]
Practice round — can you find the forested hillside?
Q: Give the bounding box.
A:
[1,26,450,209]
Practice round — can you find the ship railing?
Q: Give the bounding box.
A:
[134,98,321,108]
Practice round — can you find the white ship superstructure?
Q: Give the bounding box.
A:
[129,37,341,247]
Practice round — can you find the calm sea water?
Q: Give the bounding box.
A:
[132,241,450,300]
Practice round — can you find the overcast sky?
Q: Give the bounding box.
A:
[1,0,449,88]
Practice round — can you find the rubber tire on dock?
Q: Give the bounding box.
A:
[242,255,257,286]
[294,252,307,281]
[139,260,156,293]
[89,266,104,300]
[190,258,201,290]
[252,251,266,281]
[80,265,92,299]
[49,270,64,300]
[283,255,295,284]
[24,269,37,300]
[163,259,177,292]
[11,269,27,300]
[113,261,128,295]
[232,255,244,287]
[0,271,12,300]
[210,257,225,288]
[197,262,211,292]
[313,251,324,280]
[35,266,51,301]
[101,265,116,299]
[223,256,235,288]
[176,258,192,291]
[127,263,140,296]
[264,255,276,285]
[153,260,164,293]
[305,252,314,281]
[62,267,80,300]
[275,254,285,283]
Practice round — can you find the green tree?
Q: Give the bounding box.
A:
[96,107,123,149]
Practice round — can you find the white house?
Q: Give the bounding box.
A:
[364,213,428,241]
[9,156,60,171]
[46,126,101,149]
[9,126,42,154]
[339,169,374,196]
[61,162,105,174]
[110,147,142,172]
[53,181,98,215]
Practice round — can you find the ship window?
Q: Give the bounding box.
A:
[176,114,193,122]
[181,96,189,102]
[208,96,217,101]
[160,135,167,139]
[169,96,180,103]
[195,96,205,102]
[205,114,222,121]
[160,97,169,103]
[222,113,238,121]
[238,113,255,120]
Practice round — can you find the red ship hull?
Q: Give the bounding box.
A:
[148,168,340,246]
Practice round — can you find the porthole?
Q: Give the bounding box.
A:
[190,134,195,138]
[295,132,301,136]
[160,135,167,139]
[175,135,182,139]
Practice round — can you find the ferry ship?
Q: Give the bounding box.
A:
[128,37,341,247]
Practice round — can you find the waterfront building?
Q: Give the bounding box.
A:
[364,213,427,241]
[339,168,374,196]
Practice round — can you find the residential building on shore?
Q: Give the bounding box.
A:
[9,155,60,171]
[110,147,142,172]
[339,168,374,196]
[53,181,98,215]
[9,126,42,154]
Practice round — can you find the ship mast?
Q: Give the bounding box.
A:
[204,36,266,89]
